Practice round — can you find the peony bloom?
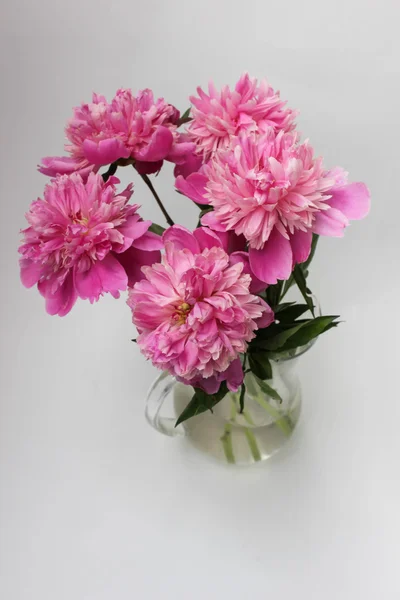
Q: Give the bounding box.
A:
[128,225,273,392]
[177,131,370,284]
[187,73,296,159]
[19,173,162,316]
[312,167,371,237]
[39,89,195,179]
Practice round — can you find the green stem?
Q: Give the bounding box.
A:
[102,162,118,182]
[221,423,235,464]
[252,394,293,437]
[242,409,255,426]
[244,428,262,462]
[138,172,175,227]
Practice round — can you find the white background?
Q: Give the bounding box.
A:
[1,1,399,598]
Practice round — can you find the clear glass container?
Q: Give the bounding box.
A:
[145,343,313,465]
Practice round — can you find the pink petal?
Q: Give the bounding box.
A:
[215,231,246,254]
[131,231,164,251]
[224,358,244,392]
[20,259,43,288]
[173,152,203,178]
[134,126,174,162]
[135,160,163,175]
[180,340,199,375]
[180,374,221,395]
[83,138,130,166]
[230,251,266,293]
[163,225,200,253]
[200,210,227,232]
[289,229,312,266]
[175,173,209,205]
[312,207,348,237]
[256,298,275,328]
[116,217,152,250]
[249,228,293,284]
[327,182,370,220]
[38,273,78,317]
[74,254,128,301]
[166,141,197,165]
[116,247,161,287]
[193,227,224,251]
[38,156,94,179]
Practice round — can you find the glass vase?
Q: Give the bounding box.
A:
[145,344,312,466]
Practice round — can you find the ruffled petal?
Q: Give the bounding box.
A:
[38,272,78,317]
[20,259,43,288]
[83,138,130,166]
[74,254,128,301]
[38,156,94,179]
[193,227,224,251]
[256,298,275,328]
[163,225,200,253]
[312,207,348,237]
[289,229,312,266]
[201,210,227,231]
[327,182,370,220]
[116,247,161,287]
[175,173,209,205]
[134,126,174,162]
[249,228,293,284]
[131,231,164,251]
[224,358,244,392]
[230,251,266,293]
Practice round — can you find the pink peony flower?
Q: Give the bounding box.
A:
[39,89,195,178]
[187,73,296,159]
[178,131,370,284]
[312,167,370,237]
[128,225,273,392]
[173,135,204,179]
[19,173,162,316]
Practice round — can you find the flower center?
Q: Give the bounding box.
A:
[172,302,192,325]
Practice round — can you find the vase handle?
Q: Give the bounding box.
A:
[145,371,186,437]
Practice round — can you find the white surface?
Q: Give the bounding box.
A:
[1,1,400,598]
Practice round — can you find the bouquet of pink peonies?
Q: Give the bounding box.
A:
[19,74,370,427]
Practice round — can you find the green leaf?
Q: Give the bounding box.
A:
[248,353,273,380]
[274,302,296,313]
[252,322,287,341]
[131,338,137,343]
[278,316,340,351]
[148,223,166,236]
[177,107,192,126]
[175,383,228,427]
[293,265,315,316]
[281,273,295,298]
[266,280,283,308]
[255,376,283,404]
[253,321,309,351]
[276,303,312,323]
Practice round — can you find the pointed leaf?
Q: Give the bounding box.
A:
[254,321,309,351]
[175,383,228,426]
[248,353,273,380]
[148,223,166,236]
[279,316,340,351]
[255,376,283,404]
[177,108,192,127]
[276,303,312,323]
[274,302,296,313]
[293,265,314,315]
